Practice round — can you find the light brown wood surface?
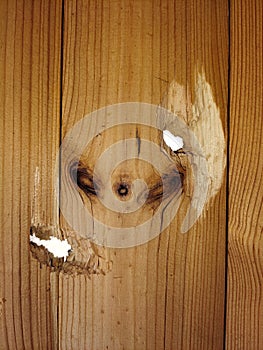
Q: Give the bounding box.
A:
[0,1,262,350]
[0,0,62,349]
[227,0,263,349]
[58,1,227,349]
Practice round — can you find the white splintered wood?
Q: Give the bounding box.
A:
[30,234,72,261]
[163,130,184,151]
[162,72,226,200]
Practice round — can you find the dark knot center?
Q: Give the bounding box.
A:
[117,183,129,197]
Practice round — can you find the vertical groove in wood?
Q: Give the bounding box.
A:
[0,1,62,349]
[227,0,263,348]
[59,1,228,349]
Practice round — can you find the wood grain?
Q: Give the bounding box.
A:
[5,0,261,349]
[58,1,228,349]
[0,0,62,349]
[227,0,263,348]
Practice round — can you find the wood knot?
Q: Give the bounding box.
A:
[112,181,131,201]
[117,183,129,197]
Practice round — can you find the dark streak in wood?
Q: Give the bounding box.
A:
[136,127,141,156]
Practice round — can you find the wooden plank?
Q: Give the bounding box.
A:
[0,0,62,349]
[227,0,263,348]
[59,0,228,349]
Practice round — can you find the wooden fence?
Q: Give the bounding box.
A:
[0,1,262,349]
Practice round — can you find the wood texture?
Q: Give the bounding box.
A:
[1,1,261,349]
[58,1,228,349]
[227,0,263,348]
[0,0,62,349]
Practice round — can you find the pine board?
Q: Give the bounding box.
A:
[58,1,228,349]
[227,0,263,348]
[0,0,62,349]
